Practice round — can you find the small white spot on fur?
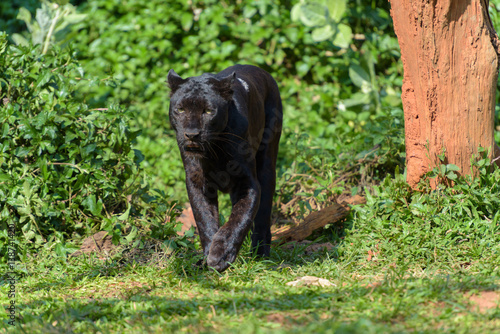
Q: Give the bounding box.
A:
[238,78,249,92]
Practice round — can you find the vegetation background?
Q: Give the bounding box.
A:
[0,0,500,332]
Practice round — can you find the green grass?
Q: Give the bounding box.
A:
[3,208,500,333]
[3,162,500,333]
[2,1,500,332]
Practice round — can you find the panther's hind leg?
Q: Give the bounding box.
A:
[252,103,282,257]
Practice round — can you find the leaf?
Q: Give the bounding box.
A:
[117,203,131,221]
[17,7,32,27]
[349,64,370,88]
[15,147,31,158]
[446,172,457,180]
[327,0,346,21]
[340,110,358,121]
[440,164,446,175]
[39,158,49,180]
[82,195,97,214]
[63,14,87,25]
[296,61,311,77]
[290,4,301,22]
[81,143,96,157]
[82,195,102,216]
[36,71,52,88]
[181,12,193,31]
[243,6,257,19]
[11,34,29,47]
[1,123,9,138]
[446,164,460,172]
[339,92,371,108]
[332,23,352,49]
[125,226,138,243]
[298,3,327,27]
[311,24,335,42]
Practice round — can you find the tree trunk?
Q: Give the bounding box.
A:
[389,0,500,188]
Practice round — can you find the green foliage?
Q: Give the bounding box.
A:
[291,0,351,46]
[58,0,402,196]
[0,0,405,263]
[5,218,500,332]
[0,34,177,261]
[12,0,86,54]
[342,159,500,270]
[276,108,404,221]
[0,0,40,35]
[1,1,500,332]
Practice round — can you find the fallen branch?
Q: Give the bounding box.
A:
[272,195,366,243]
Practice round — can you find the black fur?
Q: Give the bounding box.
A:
[167,65,283,272]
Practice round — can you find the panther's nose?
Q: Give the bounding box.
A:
[184,131,200,140]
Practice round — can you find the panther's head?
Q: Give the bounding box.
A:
[167,70,235,158]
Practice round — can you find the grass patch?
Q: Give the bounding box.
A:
[4,198,500,333]
[3,254,500,333]
[3,160,500,333]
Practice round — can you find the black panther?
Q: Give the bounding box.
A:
[167,64,283,272]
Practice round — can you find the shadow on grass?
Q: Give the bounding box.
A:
[8,259,500,332]
[13,237,342,295]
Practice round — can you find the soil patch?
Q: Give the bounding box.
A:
[469,290,500,313]
[175,204,197,236]
[71,231,118,257]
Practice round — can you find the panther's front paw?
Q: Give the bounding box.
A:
[206,234,237,272]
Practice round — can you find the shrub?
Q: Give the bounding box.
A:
[341,158,500,269]
[0,33,177,261]
[64,0,401,195]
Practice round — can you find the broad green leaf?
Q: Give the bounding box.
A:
[63,14,87,25]
[125,226,138,243]
[349,64,370,88]
[39,158,49,180]
[36,71,52,88]
[298,3,327,27]
[82,195,102,216]
[181,12,193,31]
[243,6,257,19]
[81,143,96,157]
[11,34,29,47]
[17,7,32,27]
[117,203,131,221]
[340,110,358,120]
[339,92,371,109]
[24,229,36,240]
[440,165,446,175]
[327,0,346,21]
[332,23,352,49]
[296,61,311,77]
[311,24,335,42]
[1,123,9,137]
[15,147,31,158]
[446,164,461,172]
[290,4,301,22]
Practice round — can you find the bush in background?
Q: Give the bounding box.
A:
[64,0,402,197]
[0,32,178,261]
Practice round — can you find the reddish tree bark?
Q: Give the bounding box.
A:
[389,0,500,188]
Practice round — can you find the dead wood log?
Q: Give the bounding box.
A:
[271,195,366,243]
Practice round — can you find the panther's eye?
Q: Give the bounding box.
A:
[205,109,214,115]
[176,108,185,113]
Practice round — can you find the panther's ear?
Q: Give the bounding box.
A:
[215,72,235,100]
[167,69,187,95]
